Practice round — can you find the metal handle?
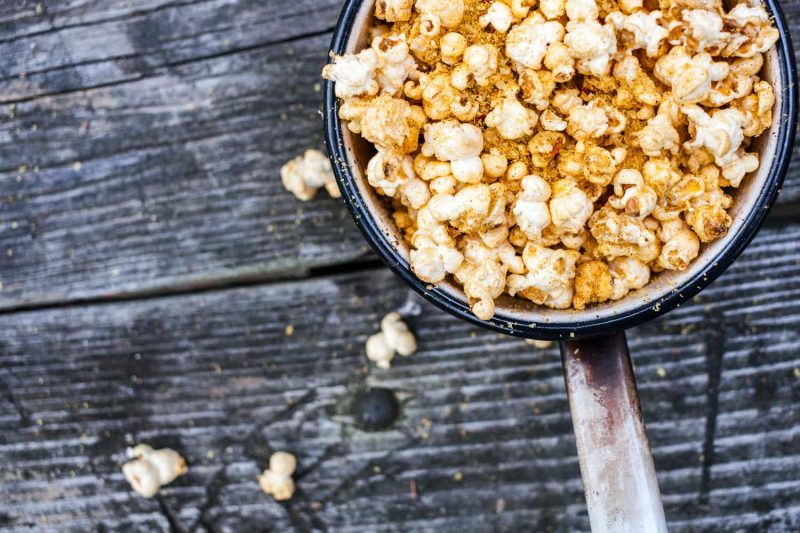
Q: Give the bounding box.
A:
[560,331,667,533]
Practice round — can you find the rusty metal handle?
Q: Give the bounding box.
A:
[560,331,667,533]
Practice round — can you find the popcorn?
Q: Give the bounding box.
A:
[540,108,568,131]
[440,32,468,65]
[609,257,651,298]
[422,120,484,183]
[340,94,426,153]
[529,131,565,168]
[682,105,750,168]
[550,178,594,234]
[544,42,576,82]
[734,79,774,137]
[259,452,297,501]
[486,95,538,139]
[721,4,779,58]
[365,312,417,368]
[506,14,565,70]
[656,219,700,270]
[589,206,660,263]
[673,9,730,53]
[372,34,419,96]
[636,112,680,156]
[519,69,556,110]
[564,20,617,76]
[573,260,616,309]
[123,444,187,498]
[612,55,662,106]
[608,169,658,218]
[566,0,598,21]
[461,44,500,87]
[513,174,552,241]
[510,0,535,19]
[420,69,460,120]
[686,188,733,242]
[607,10,669,57]
[455,237,510,319]
[281,149,341,201]
[654,46,729,103]
[507,244,581,309]
[376,0,414,22]
[428,183,505,233]
[324,0,778,317]
[567,100,625,140]
[323,49,379,99]
[541,0,566,19]
[415,0,466,28]
[480,2,515,32]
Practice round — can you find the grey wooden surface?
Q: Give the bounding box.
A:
[0,0,799,532]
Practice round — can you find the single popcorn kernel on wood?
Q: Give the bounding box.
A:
[122,444,187,498]
[322,0,779,318]
[365,312,417,368]
[280,149,340,201]
[259,452,297,501]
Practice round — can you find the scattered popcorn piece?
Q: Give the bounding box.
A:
[480,2,514,32]
[376,0,413,22]
[122,444,187,498]
[280,149,340,201]
[259,452,297,501]
[365,312,418,368]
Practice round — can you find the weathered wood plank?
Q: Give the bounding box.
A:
[0,32,371,310]
[1,0,799,311]
[0,0,342,102]
[1,224,799,532]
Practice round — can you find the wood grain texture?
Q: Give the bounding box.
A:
[0,31,371,310]
[1,223,799,532]
[1,0,800,311]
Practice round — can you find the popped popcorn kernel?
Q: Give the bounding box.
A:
[323,0,778,318]
[123,444,187,498]
[366,312,418,368]
[259,452,297,501]
[376,0,413,22]
[281,149,340,201]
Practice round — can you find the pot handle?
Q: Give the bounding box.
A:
[560,331,667,533]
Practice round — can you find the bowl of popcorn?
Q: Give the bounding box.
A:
[322,0,796,529]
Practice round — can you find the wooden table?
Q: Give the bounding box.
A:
[1,1,799,531]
